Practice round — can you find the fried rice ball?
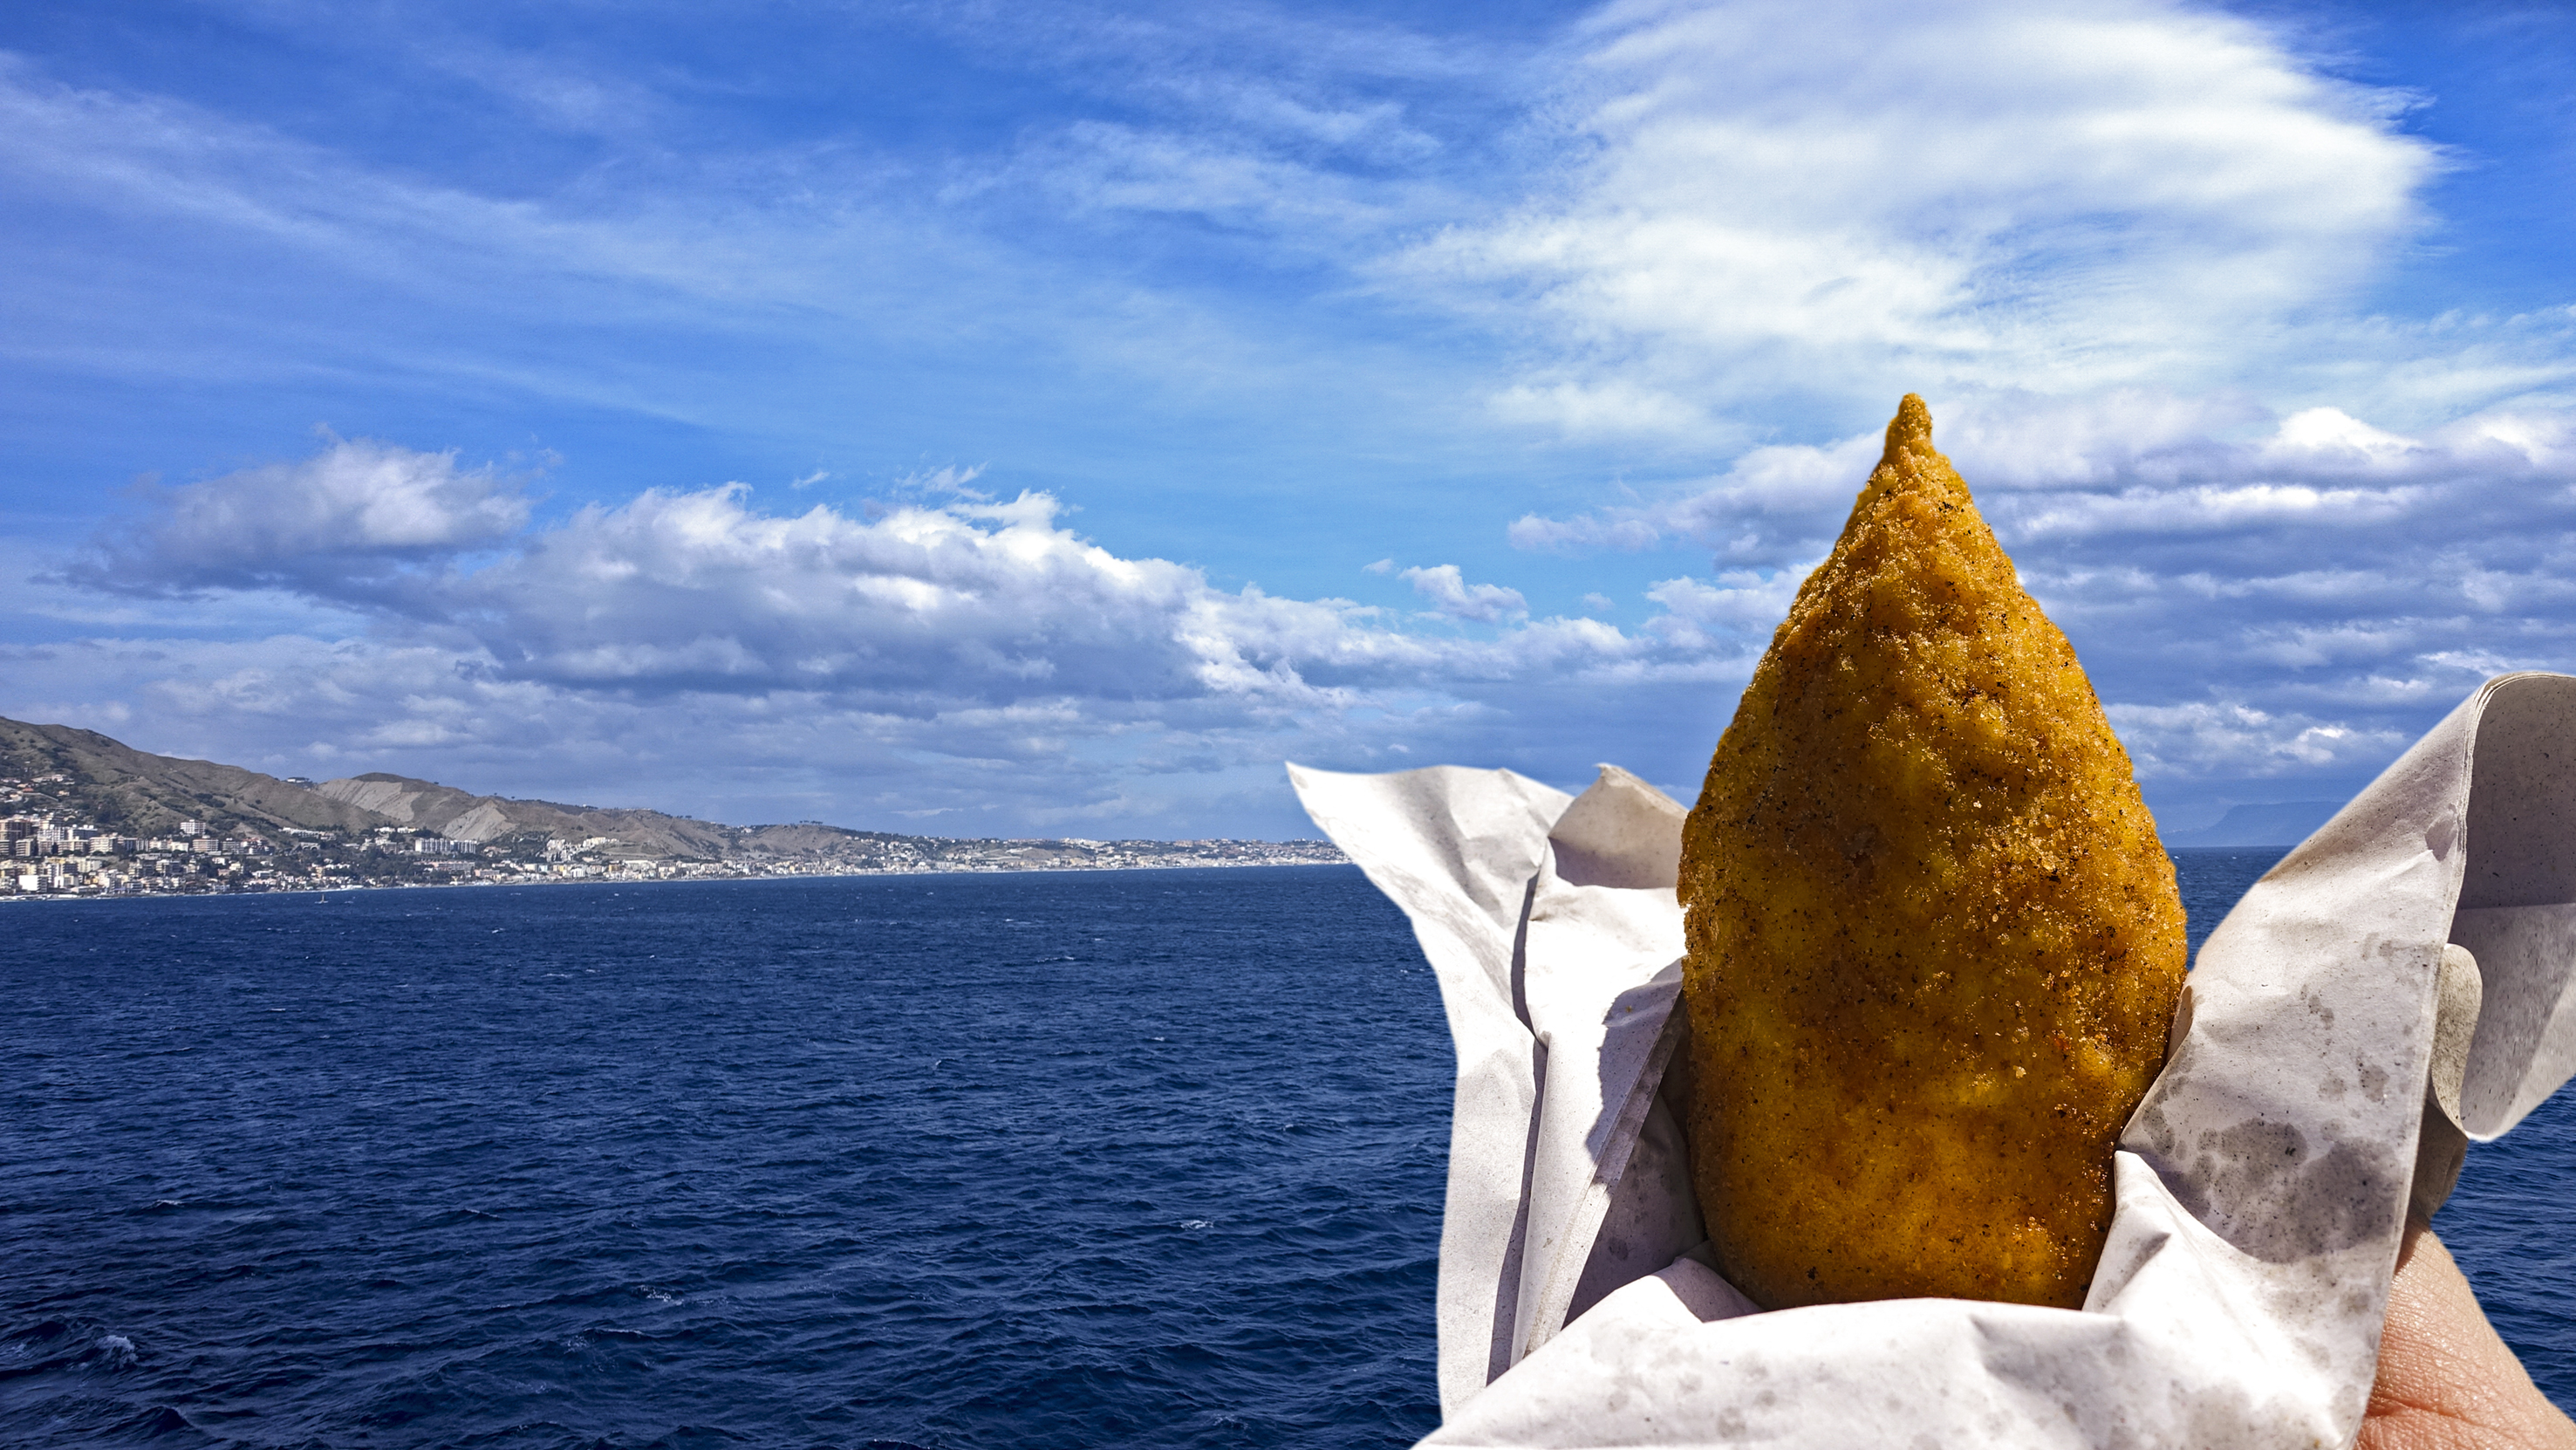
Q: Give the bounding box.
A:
[1677,394,2186,1310]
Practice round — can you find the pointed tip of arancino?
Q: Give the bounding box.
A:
[1886,394,1934,455]
[1861,394,1943,499]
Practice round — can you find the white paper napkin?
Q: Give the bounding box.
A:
[1291,671,2576,1449]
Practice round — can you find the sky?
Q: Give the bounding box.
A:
[3,0,2573,840]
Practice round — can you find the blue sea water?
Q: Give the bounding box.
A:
[3,858,2570,1447]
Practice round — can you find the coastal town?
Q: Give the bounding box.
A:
[1,764,1345,898]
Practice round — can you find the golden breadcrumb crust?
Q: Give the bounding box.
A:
[1677,394,2186,1310]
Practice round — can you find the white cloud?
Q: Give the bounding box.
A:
[2104,701,2412,780]
[31,394,2576,833]
[1401,0,2444,436]
[9,3,2576,837]
[65,435,530,601]
[29,439,1712,832]
[1643,571,1806,649]
[1489,380,1712,439]
[448,484,1606,707]
[1502,387,2576,802]
[1507,426,1883,564]
[1400,563,1529,622]
[1514,393,2576,564]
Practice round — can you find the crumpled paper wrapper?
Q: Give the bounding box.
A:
[1290,671,2576,1448]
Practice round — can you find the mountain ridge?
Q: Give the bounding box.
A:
[0,716,1326,866]
[2163,801,2341,850]
[0,718,391,837]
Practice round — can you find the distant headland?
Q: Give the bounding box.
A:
[0,716,1344,898]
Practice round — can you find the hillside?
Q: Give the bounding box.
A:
[0,720,913,861]
[2165,801,2340,849]
[0,716,1343,879]
[314,773,741,858]
[309,774,953,863]
[0,719,389,837]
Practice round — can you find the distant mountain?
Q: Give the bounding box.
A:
[0,716,1338,873]
[310,771,921,863]
[0,718,389,837]
[314,773,737,858]
[2163,801,2342,849]
[0,715,944,863]
[0,716,940,861]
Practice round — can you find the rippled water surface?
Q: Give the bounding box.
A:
[4,858,2570,1447]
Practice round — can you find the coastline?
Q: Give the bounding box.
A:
[0,853,1356,904]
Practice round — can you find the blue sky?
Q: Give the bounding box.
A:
[3,0,2573,839]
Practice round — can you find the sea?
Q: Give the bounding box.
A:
[3,852,2569,1447]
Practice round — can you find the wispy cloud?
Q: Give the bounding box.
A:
[7,1,2576,836]
[1398,0,2449,438]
